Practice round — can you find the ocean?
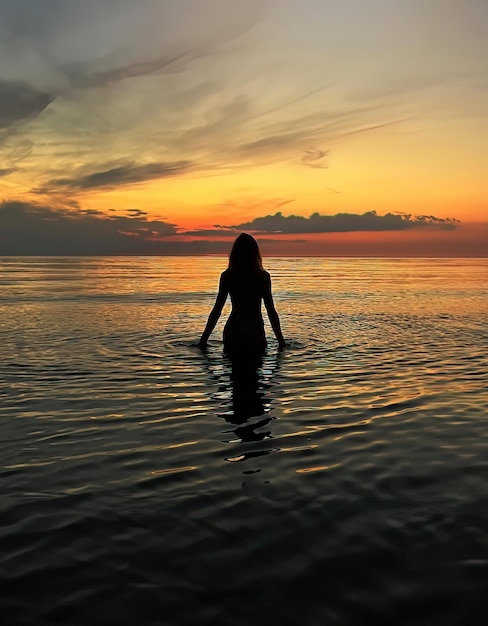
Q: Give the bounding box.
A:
[1,256,487,625]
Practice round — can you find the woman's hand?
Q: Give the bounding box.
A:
[198,338,208,352]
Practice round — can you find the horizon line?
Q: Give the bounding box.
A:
[1,254,487,259]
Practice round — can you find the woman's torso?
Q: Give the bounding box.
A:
[222,268,267,349]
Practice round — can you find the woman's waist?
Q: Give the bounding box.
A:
[225,313,264,331]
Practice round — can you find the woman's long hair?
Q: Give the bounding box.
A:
[228,233,263,273]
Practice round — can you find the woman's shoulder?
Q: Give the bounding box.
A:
[220,269,231,285]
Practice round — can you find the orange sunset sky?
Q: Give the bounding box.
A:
[0,0,487,256]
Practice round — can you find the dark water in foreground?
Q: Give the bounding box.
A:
[1,257,487,625]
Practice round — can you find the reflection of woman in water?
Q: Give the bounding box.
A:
[199,233,285,359]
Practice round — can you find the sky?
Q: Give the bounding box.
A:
[0,0,487,256]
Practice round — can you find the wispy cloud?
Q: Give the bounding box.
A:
[0,0,266,191]
[1,0,463,195]
[63,53,198,90]
[302,147,329,169]
[0,80,54,129]
[41,160,192,192]
[181,228,239,237]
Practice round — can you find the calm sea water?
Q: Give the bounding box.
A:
[1,257,487,626]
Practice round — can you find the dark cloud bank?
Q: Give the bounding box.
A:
[232,211,459,233]
[0,201,460,255]
[0,201,178,255]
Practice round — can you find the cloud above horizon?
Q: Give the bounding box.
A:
[192,210,460,235]
[0,200,178,255]
[0,199,464,257]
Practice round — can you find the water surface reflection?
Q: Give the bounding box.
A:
[201,345,283,462]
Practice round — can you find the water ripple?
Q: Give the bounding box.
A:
[0,257,487,624]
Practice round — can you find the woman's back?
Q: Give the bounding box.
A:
[222,268,268,357]
[223,268,267,317]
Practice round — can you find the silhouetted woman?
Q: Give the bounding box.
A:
[199,233,285,360]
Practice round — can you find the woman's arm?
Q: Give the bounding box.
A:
[263,272,285,350]
[199,273,228,348]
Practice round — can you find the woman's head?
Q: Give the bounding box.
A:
[228,233,263,272]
